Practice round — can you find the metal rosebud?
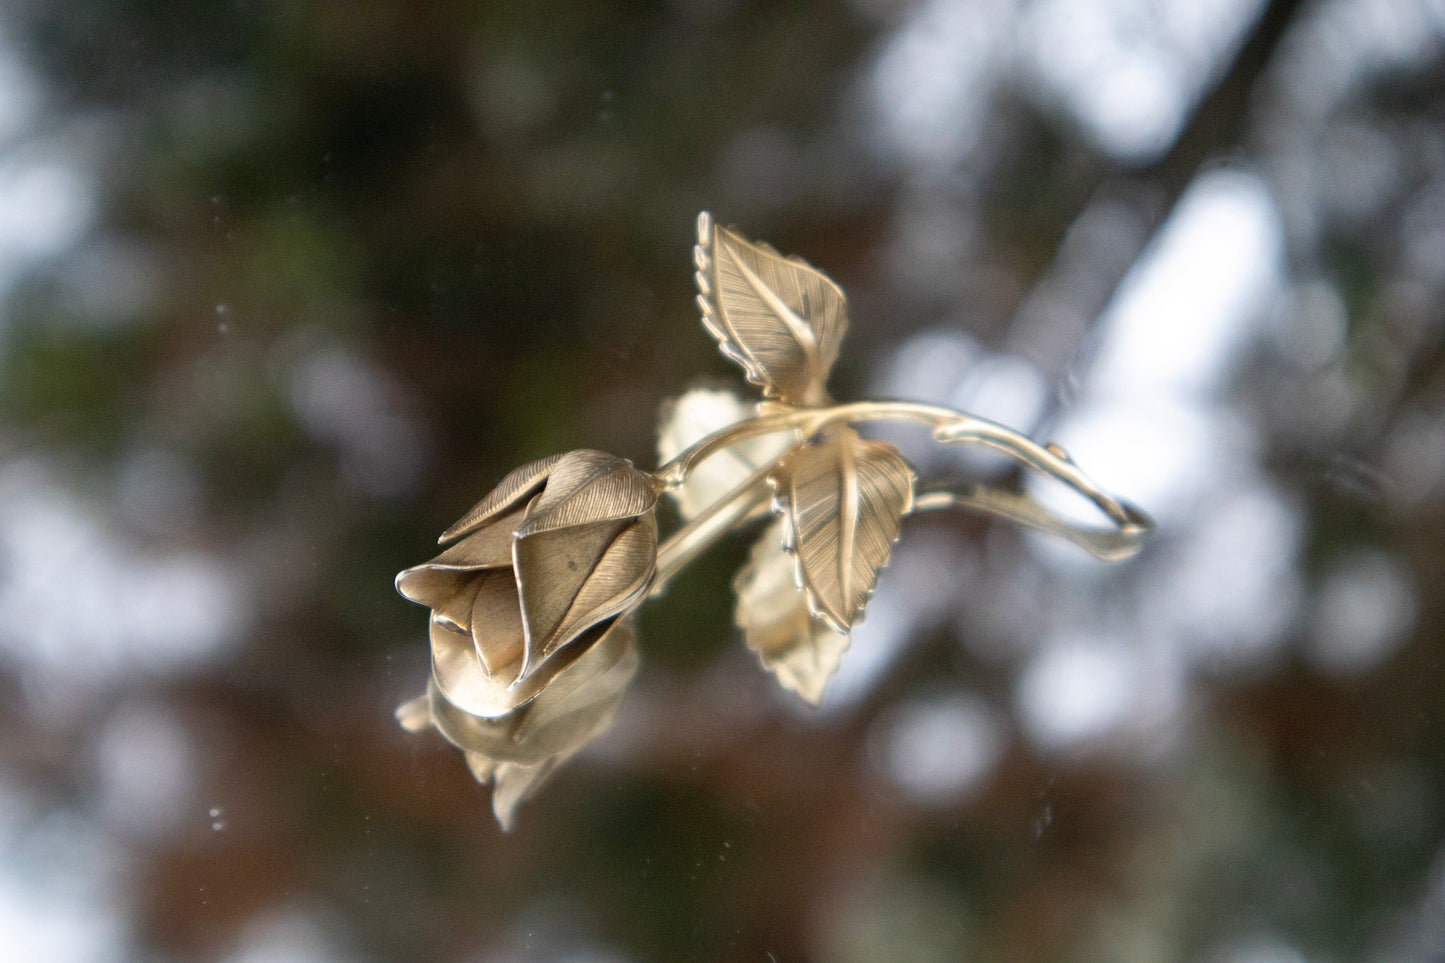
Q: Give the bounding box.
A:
[395,450,658,719]
[397,618,639,831]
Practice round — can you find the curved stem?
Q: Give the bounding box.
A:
[652,461,776,595]
[652,411,806,490]
[653,399,1153,538]
[911,485,1148,561]
[929,413,1151,534]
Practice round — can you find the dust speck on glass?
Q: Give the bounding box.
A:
[394,213,1153,830]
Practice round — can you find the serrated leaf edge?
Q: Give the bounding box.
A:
[695,212,776,395]
[765,435,916,634]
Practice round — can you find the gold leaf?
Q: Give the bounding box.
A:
[694,212,848,406]
[734,520,850,705]
[770,427,915,633]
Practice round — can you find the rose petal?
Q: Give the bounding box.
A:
[426,620,636,765]
[431,504,526,568]
[510,620,638,745]
[396,503,524,608]
[512,518,625,668]
[431,572,483,633]
[526,516,656,674]
[517,619,636,723]
[395,565,474,611]
[469,568,525,676]
[440,454,563,542]
[430,616,534,718]
[518,453,657,536]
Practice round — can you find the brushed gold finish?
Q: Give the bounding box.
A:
[769,427,916,634]
[396,213,1154,828]
[695,212,847,407]
[396,450,657,719]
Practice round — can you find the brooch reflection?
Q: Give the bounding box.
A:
[396,213,1153,829]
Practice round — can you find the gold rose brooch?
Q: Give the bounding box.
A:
[397,213,1153,829]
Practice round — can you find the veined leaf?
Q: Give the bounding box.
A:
[770,428,914,633]
[734,520,851,706]
[694,212,848,405]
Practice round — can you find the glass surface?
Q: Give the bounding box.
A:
[1,1,1442,960]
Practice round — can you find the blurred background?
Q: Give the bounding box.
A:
[0,0,1442,960]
